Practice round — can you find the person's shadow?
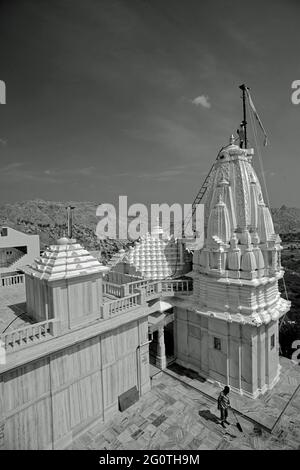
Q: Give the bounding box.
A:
[198,409,238,439]
[198,409,220,424]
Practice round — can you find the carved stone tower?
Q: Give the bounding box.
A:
[175,137,290,398]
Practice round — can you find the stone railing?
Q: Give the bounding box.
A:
[127,279,150,295]
[140,279,193,299]
[102,281,124,298]
[143,281,161,299]
[101,292,143,318]
[104,271,143,285]
[1,274,25,287]
[0,318,58,352]
[103,277,193,300]
[100,278,193,318]
[103,278,150,298]
[162,279,193,294]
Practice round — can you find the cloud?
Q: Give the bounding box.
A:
[44,166,97,178]
[191,95,211,109]
[0,163,103,185]
[111,163,207,183]
[122,114,206,158]
[0,162,61,184]
[0,162,23,172]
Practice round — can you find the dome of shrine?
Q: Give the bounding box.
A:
[123,223,185,280]
[57,237,70,245]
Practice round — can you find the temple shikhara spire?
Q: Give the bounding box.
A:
[175,136,291,397]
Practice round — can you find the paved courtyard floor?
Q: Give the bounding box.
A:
[166,357,300,432]
[70,370,300,450]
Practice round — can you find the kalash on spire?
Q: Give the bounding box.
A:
[174,87,290,399]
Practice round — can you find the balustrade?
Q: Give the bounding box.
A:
[1,274,25,287]
[0,319,58,351]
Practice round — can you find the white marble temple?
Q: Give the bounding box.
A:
[174,137,291,398]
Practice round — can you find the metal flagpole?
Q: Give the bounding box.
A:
[239,84,249,149]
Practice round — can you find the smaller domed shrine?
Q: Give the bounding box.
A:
[113,221,190,280]
[25,237,108,329]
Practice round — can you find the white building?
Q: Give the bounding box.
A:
[0,227,40,275]
[174,137,290,398]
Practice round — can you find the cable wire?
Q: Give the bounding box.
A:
[248,101,290,332]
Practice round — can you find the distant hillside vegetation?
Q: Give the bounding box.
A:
[0,200,299,263]
[271,206,300,235]
[0,199,131,264]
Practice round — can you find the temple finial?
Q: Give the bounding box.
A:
[67,205,75,239]
[229,134,235,145]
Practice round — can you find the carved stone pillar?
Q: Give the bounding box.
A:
[156,326,167,370]
[271,250,277,274]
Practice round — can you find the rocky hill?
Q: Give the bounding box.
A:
[0,199,132,264]
[0,200,299,263]
[271,206,300,235]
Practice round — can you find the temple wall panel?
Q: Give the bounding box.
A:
[207,318,228,383]
[174,306,280,398]
[251,334,258,393]
[189,310,202,326]
[54,284,69,326]
[228,324,241,391]
[187,336,201,369]
[193,277,200,297]
[257,325,266,391]
[0,317,149,449]
[265,320,279,387]
[175,308,189,363]
[4,396,52,450]
[3,358,50,413]
[240,339,253,394]
[32,275,104,330]
[69,377,97,431]
[25,276,49,322]
[200,329,209,374]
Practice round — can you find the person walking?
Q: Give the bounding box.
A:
[218,386,230,428]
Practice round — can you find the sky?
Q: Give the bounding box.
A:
[0,0,300,208]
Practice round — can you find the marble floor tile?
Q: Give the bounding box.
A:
[69,361,300,450]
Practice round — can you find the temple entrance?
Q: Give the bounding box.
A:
[164,322,174,363]
[149,330,159,366]
[149,321,175,370]
[148,304,175,378]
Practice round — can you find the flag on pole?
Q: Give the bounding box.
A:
[245,88,268,146]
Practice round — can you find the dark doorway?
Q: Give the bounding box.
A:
[149,330,158,365]
[149,322,175,367]
[164,322,174,363]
